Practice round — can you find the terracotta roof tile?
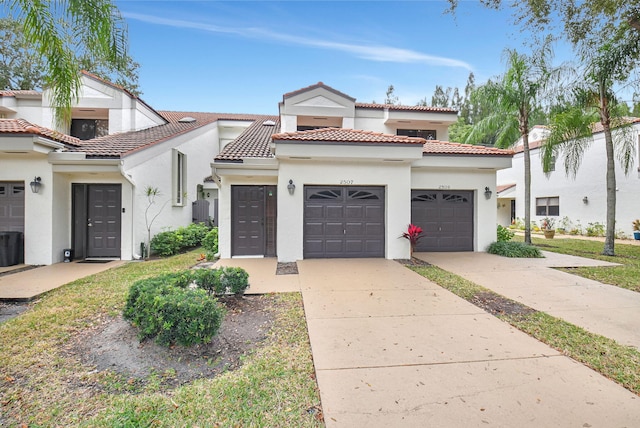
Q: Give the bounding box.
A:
[355,102,458,114]
[497,183,516,193]
[423,140,513,156]
[215,116,280,162]
[272,128,426,145]
[0,118,80,146]
[0,90,41,97]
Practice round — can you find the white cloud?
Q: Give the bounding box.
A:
[124,12,472,70]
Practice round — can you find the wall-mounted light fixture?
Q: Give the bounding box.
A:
[484,186,492,200]
[29,176,42,194]
[583,196,589,204]
[287,179,296,195]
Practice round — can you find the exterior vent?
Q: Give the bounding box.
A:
[263,120,276,126]
[178,116,197,123]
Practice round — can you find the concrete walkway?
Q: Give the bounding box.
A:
[418,251,640,350]
[0,260,125,301]
[298,258,640,427]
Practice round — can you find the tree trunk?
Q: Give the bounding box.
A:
[599,83,616,256]
[521,126,532,245]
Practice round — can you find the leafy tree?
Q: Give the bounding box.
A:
[384,84,399,105]
[5,0,129,125]
[431,85,452,107]
[465,41,558,244]
[0,18,45,90]
[542,27,640,256]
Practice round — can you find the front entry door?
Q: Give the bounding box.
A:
[87,184,122,257]
[232,186,266,256]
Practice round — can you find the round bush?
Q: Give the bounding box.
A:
[123,272,225,347]
[496,224,515,242]
[202,227,219,257]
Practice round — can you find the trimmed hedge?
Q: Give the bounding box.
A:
[202,227,219,259]
[192,266,250,296]
[150,223,211,257]
[124,272,225,347]
[487,241,543,258]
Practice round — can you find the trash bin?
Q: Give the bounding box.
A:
[0,231,23,267]
[63,248,74,263]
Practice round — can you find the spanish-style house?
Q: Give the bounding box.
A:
[496,120,640,236]
[1,76,513,266]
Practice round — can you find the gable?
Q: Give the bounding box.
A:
[292,95,348,109]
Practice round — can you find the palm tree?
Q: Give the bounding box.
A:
[541,28,640,256]
[465,41,557,244]
[7,0,129,126]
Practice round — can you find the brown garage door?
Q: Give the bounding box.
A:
[0,182,25,232]
[411,190,473,252]
[304,186,384,258]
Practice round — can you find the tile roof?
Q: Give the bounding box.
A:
[0,90,41,97]
[422,140,514,156]
[497,183,516,193]
[272,128,426,145]
[283,82,356,102]
[355,103,458,114]
[74,112,270,158]
[0,118,80,146]
[215,116,280,162]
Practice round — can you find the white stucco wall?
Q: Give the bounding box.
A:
[411,167,498,251]
[497,126,640,236]
[123,124,220,256]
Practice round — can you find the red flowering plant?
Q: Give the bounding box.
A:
[401,224,424,257]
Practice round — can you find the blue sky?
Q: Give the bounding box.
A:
[118,1,572,114]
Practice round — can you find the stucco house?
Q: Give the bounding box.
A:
[213,82,513,261]
[496,120,640,237]
[0,72,268,265]
[1,76,513,266]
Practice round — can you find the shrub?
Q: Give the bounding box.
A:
[487,241,543,258]
[202,227,219,259]
[192,266,250,296]
[150,230,182,256]
[123,272,225,347]
[150,223,212,257]
[496,225,514,242]
[586,222,605,237]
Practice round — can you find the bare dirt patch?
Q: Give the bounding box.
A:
[65,294,275,389]
[471,291,538,317]
[0,302,30,323]
[276,262,299,275]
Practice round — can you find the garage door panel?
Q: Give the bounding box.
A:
[0,182,25,233]
[412,190,473,252]
[304,186,385,258]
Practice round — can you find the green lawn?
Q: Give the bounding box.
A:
[519,235,640,292]
[0,251,322,427]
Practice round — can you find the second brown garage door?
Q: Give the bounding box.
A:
[304,186,385,258]
[411,190,473,252]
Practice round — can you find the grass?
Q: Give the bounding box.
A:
[518,235,640,292]
[410,264,640,395]
[0,250,322,427]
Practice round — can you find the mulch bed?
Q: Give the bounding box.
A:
[470,291,538,317]
[276,262,298,275]
[395,258,431,267]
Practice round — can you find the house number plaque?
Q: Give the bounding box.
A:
[340,180,354,185]
[438,185,451,189]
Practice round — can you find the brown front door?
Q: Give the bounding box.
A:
[87,184,121,258]
[232,185,277,256]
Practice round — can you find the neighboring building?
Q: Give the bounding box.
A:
[0,77,513,266]
[0,72,267,265]
[496,121,640,236]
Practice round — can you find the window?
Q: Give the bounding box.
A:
[172,149,186,206]
[70,119,108,140]
[297,125,336,131]
[397,129,436,140]
[536,197,559,216]
[548,155,556,172]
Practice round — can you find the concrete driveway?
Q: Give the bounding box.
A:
[298,258,640,427]
[419,251,640,350]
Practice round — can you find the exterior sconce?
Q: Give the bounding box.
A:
[583,196,588,204]
[287,179,296,195]
[30,176,42,194]
[484,186,492,200]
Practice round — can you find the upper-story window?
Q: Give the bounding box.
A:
[397,129,436,140]
[297,125,338,131]
[70,119,108,140]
